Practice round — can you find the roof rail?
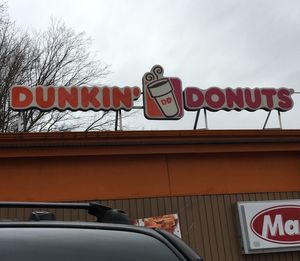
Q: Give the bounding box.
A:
[0,202,131,225]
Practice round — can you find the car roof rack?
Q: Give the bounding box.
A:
[0,202,131,225]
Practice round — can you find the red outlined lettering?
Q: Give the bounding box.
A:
[244,88,262,111]
[36,86,55,109]
[81,87,100,109]
[261,88,277,109]
[11,86,33,109]
[226,88,244,110]
[183,87,204,110]
[58,87,79,109]
[205,87,225,110]
[278,88,294,111]
[112,87,133,110]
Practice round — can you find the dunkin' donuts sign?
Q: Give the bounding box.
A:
[10,65,295,119]
[237,200,300,254]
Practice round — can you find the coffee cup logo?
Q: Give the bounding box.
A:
[143,65,184,120]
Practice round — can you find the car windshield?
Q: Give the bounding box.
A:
[0,227,183,261]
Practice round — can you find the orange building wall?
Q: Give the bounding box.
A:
[0,130,299,201]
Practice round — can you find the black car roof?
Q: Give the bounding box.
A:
[0,222,182,261]
[0,222,201,261]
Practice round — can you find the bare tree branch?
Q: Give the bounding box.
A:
[0,8,112,133]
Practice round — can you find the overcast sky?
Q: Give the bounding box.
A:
[8,0,300,130]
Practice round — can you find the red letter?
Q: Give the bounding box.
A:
[102,87,111,109]
[277,88,293,111]
[183,87,204,110]
[58,87,78,109]
[112,87,133,110]
[36,86,55,110]
[261,88,277,109]
[244,88,261,111]
[225,88,244,110]
[10,86,33,110]
[205,87,225,110]
[81,87,100,109]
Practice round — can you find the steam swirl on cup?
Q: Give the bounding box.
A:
[151,65,164,79]
[144,72,156,82]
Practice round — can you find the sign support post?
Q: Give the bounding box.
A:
[17,112,22,132]
[204,109,208,129]
[114,111,118,131]
[119,110,123,131]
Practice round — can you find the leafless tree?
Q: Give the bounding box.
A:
[0,7,114,132]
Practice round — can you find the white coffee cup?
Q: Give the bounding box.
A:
[147,78,179,117]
